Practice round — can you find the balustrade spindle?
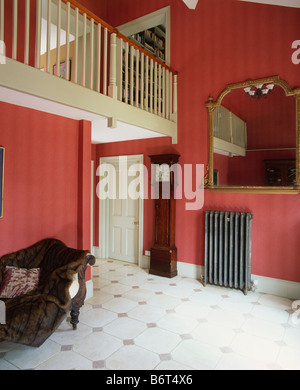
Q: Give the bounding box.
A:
[140,52,144,111]
[130,45,134,105]
[162,67,166,118]
[56,0,61,77]
[74,7,79,83]
[103,27,107,95]
[35,0,41,69]
[96,23,101,93]
[89,18,94,90]
[124,41,129,104]
[24,0,30,65]
[12,0,18,60]
[0,0,4,43]
[135,49,139,107]
[81,12,86,87]
[145,56,149,111]
[65,1,70,81]
[46,0,51,73]
[150,59,153,113]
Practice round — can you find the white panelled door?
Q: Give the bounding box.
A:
[108,157,140,263]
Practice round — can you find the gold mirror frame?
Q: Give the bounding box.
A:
[205,76,300,193]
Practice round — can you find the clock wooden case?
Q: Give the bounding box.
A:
[149,154,180,278]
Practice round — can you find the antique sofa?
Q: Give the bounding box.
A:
[0,238,95,347]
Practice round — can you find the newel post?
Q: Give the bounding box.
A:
[172,74,178,122]
[108,32,118,99]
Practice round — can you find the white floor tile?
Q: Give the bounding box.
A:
[73,332,123,361]
[103,317,146,340]
[105,345,160,370]
[1,257,298,371]
[171,339,222,369]
[231,333,280,363]
[134,327,181,354]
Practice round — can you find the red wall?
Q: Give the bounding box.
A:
[92,0,300,283]
[0,102,92,281]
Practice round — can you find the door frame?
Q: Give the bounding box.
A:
[98,154,144,266]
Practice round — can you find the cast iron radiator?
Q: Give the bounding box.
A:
[204,211,254,294]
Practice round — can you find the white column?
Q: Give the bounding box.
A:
[108,32,117,99]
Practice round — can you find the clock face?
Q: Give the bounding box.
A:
[155,164,170,182]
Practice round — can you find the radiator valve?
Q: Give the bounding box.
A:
[250,280,258,292]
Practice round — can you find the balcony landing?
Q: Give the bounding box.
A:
[0,59,177,144]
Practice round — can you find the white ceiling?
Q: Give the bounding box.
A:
[182,0,300,8]
[182,0,199,9]
[0,87,167,144]
[239,0,300,8]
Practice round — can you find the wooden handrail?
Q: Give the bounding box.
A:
[61,0,178,75]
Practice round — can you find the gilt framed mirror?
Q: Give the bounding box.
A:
[205,76,300,193]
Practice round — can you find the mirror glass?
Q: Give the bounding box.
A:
[207,77,299,192]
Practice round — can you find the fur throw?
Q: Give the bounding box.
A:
[0,239,89,347]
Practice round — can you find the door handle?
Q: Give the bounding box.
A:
[133,221,139,225]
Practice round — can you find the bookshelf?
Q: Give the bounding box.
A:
[129,25,166,63]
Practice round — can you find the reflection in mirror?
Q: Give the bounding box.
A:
[206,76,300,193]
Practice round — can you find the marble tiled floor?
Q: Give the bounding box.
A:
[1,258,300,370]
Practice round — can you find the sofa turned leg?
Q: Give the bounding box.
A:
[70,309,80,330]
[70,254,96,331]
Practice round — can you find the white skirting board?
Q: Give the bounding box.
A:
[91,248,300,300]
[145,255,300,300]
[86,279,94,301]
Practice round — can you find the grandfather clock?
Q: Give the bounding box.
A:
[149,154,180,278]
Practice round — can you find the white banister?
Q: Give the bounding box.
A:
[56,0,61,77]
[46,0,51,72]
[154,61,157,114]
[162,67,166,118]
[158,64,162,116]
[65,1,70,81]
[74,7,79,84]
[81,12,86,87]
[169,71,173,119]
[130,45,134,105]
[140,52,144,110]
[166,69,170,119]
[108,32,117,99]
[103,27,107,95]
[89,18,94,90]
[96,22,101,93]
[35,0,41,69]
[135,49,139,107]
[173,74,178,121]
[124,41,129,103]
[0,0,4,43]
[24,0,30,65]
[150,59,153,113]
[118,37,123,101]
[12,0,18,60]
[145,56,149,111]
